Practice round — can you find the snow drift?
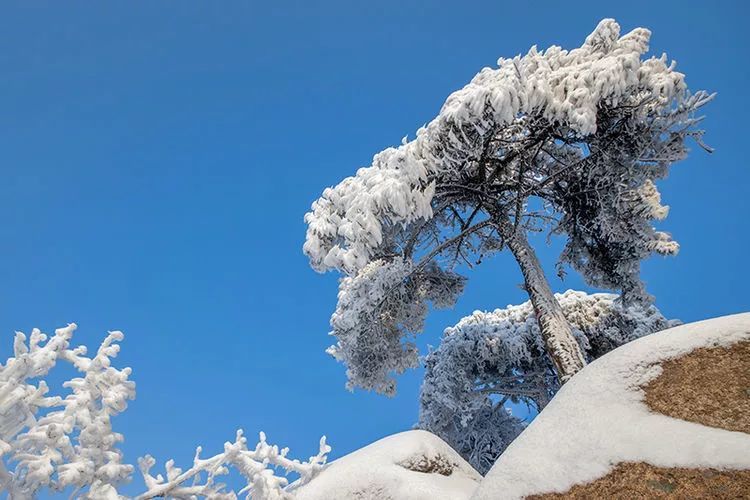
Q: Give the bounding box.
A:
[291,430,481,500]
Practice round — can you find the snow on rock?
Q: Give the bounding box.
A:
[292,430,482,500]
[472,313,750,500]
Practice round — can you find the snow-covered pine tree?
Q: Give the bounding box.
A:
[0,324,330,499]
[304,19,712,393]
[418,290,679,474]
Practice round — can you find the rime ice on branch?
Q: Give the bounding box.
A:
[304,18,712,389]
[0,325,329,499]
[137,430,331,500]
[0,324,134,499]
[418,291,678,473]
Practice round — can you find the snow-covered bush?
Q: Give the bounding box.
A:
[418,291,679,473]
[304,18,712,388]
[0,324,330,499]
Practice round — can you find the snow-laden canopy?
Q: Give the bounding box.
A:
[304,18,697,277]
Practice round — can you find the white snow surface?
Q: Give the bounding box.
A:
[472,313,750,500]
[292,430,482,500]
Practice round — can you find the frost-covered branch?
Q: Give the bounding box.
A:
[0,324,135,499]
[0,325,330,499]
[328,258,465,395]
[137,431,330,500]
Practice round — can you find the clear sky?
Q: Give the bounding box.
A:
[1,1,747,494]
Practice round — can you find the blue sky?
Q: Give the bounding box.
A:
[1,1,748,494]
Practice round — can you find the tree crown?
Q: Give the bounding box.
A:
[304,18,711,394]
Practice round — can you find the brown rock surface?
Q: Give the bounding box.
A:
[528,462,750,499]
[530,340,750,499]
[644,340,750,434]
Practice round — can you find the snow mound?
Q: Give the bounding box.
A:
[472,313,750,500]
[292,430,481,500]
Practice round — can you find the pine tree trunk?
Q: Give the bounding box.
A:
[504,225,586,382]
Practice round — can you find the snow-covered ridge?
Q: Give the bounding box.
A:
[472,313,750,499]
[292,430,481,500]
